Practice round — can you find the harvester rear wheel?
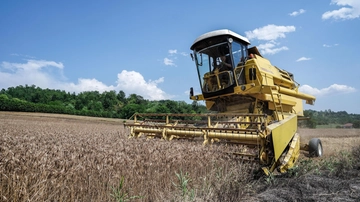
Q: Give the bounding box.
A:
[309,138,323,157]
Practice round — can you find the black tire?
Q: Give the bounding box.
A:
[309,138,323,157]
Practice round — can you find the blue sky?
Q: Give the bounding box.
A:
[1,0,359,113]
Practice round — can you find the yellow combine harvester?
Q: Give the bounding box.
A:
[125,29,323,174]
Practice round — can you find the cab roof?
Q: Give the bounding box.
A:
[190,29,250,50]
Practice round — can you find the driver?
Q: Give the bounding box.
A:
[214,55,232,72]
[211,55,233,89]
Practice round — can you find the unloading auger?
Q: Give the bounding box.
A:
[125,29,323,174]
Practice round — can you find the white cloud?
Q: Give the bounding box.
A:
[0,60,64,89]
[169,49,177,55]
[2,60,64,71]
[0,59,173,100]
[245,25,295,55]
[299,84,356,96]
[257,42,289,55]
[10,53,35,58]
[296,57,312,62]
[163,57,175,66]
[63,78,115,93]
[115,70,172,100]
[245,24,296,41]
[322,0,360,20]
[289,9,306,16]
[323,43,339,47]
[162,49,189,66]
[180,52,188,56]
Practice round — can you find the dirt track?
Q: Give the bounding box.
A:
[1,112,360,201]
[299,128,360,156]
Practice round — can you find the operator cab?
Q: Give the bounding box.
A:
[190,29,250,99]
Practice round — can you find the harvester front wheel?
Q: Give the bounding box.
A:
[309,138,323,157]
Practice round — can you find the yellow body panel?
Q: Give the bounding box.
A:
[267,114,297,161]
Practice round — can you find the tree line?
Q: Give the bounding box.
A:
[0,85,207,119]
[1,85,360,128]
[300,109,360,128]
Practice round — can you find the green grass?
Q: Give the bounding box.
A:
[172,170,195,201]
[110,177,143,202]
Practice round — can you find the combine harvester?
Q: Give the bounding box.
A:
[125,29,323,174]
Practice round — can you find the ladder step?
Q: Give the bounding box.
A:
[270,89,284,120]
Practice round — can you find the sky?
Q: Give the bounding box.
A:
[1,0,359,114]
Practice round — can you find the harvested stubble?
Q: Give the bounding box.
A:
[0,113,257,201]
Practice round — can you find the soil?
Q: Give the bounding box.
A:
[299,128,360,156]
[247,129,360,202]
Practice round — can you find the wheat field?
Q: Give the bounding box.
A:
[1,112,359,201]
[0,112,259,201]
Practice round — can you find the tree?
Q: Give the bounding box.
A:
[155,105,170,114]
[0,94,9,100]
[305,118,317,129]
[120,104,144,119]
[117,90,126,104]
[303,110,317,128]
[353,120,360,128]
[102,91,118,110]
[88,100,104,111]
[127,94,146,105]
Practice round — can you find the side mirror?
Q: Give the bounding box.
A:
[189,87,194,97]
[197,53,203,66]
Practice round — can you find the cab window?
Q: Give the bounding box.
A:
[231,41,248,66]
